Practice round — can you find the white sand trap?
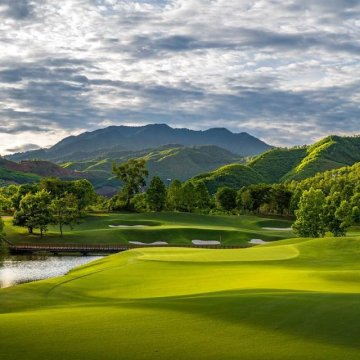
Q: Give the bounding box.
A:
[192,240,221,245]
[129,241,168,246]
[249,239,268,244]
[262,227,292,231]
[109,225,150,228]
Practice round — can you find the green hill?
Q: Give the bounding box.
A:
[192,135,360,192]
[284,135,360,181]
[192,163,266,193]
[63,145,242,187]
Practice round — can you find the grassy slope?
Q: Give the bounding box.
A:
[191,136,360,190]
[248,147,307,183]
[3,212,294,245]
[62,145,242,182]
[192,164,266,193]
[0,237,359,360]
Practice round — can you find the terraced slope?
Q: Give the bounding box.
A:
[0,237,359,360]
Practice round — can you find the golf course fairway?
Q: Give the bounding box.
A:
[0,237,359,359]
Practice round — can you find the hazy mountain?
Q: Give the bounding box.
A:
[7,124,271,162]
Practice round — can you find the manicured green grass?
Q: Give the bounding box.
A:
[3,212,294,245]
[0,237,359,359]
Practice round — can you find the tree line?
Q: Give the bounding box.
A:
[0,178,97,237]
[108,159,360,238]
[1,157,359,239]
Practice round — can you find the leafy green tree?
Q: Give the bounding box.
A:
[271,185,292,215]
[322,192,345,237]
[50,194,79,237]
[146,176,166,212]
[216,187,237,212]
[334,200,353,236]
[166,179,182,211]
[14,190,52,237]
[237,188,253,213]
[293,188,326,238]
[0,216,4,237]
[194,181,211,210]
[71,179,97,212]
[130,193,148,213]
[11,183,39,211]
[180,182,196,212]
[112,159,148,209]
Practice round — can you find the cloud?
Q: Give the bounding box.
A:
[6,143,41,153]
[0,0,34,20]
[0,0,359,154]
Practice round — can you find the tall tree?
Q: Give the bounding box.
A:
[180,182,196,212]
[293,188,326,238]
[112,159,148,209]
[50,194,79,237]
[166,179,182,211]
[216,187,237,212]
[146,176,166,212]
[194,181,211,210]
[13,190,52,237]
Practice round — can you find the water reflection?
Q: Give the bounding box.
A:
[0,254,103,288]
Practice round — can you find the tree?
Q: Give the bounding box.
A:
[0,216,4,237]
[322,192,344,237]
[112,159,148,209]
[216,187,237,212]
[146,176,166,212]
[194,181,211,210]
[166,179,182,211]
[50,194,79,237]
[130,193,148,213]
[71,179,97,212]
[334,200,353,236]
[293,188,326,238]
[13,190,52,237]
[180,182,196,212]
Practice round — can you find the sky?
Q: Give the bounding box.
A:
[0,0,359,154]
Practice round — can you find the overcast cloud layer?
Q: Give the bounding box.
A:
[0,0,359,154]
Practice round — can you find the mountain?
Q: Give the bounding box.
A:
[1,145,243,195]
[63,145,243,194]
[0,157,85,186]
[192,135,360,192]
[6,124,271,162]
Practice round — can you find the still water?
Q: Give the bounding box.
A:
[0,254,104,288]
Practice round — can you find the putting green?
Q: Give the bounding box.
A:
[0,237,359,360]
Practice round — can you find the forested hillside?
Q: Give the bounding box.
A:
[193,135,360,192]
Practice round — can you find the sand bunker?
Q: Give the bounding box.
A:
[249,239,268,244]
[192,240,221,245]
[262,227,292,231]
[129,241,168,246]
[109,225,150,228]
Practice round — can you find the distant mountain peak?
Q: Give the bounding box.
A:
[6,123,271,162]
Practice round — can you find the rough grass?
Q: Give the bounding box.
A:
[0,237,359,360]
[3,212,294,245]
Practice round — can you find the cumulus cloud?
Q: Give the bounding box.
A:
[0,0,359,153]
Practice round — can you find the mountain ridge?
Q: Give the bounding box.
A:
[6,124,271,162]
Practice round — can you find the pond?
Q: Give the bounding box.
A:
[0,254,104,288]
